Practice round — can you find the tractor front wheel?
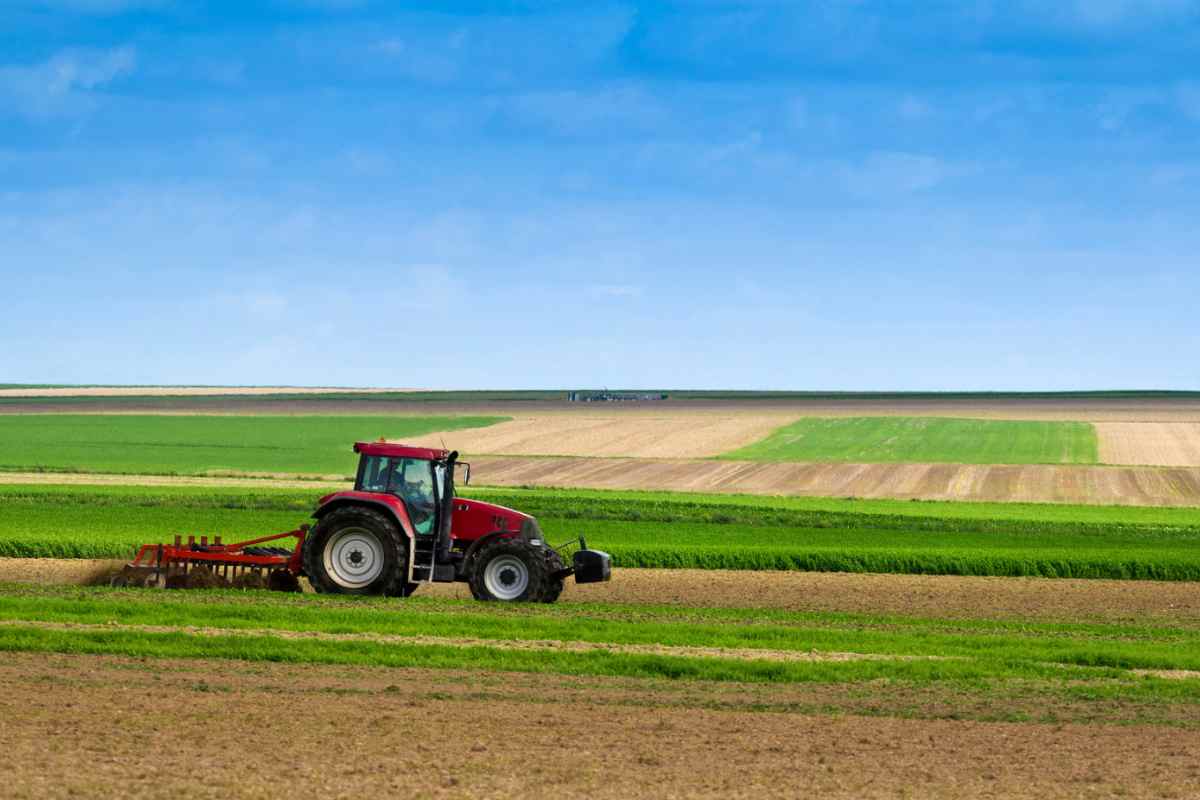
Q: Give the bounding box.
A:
[469,539,553,602]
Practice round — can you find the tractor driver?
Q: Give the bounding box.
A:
[394,460,436,536]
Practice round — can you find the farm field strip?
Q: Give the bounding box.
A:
[0,618,949,666]
[6,655,1200,800]
[403,410,801,458]
[7,481,1200,526]
[3,484,1200,579]
[468,455,1200,506]
[6,560,1200,626]
[0,585,1198,729]
[4,584,1200,670]
[724,416,1099,464]
[1096,421,1200,467]
[9,457,1200,507]
[0,414,505,476]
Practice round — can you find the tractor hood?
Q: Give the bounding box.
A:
[450,497,538,543]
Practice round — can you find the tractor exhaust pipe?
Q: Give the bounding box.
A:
[436,450,458,565]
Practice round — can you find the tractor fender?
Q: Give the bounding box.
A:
[313,493,416,540]
[460,530,524,570]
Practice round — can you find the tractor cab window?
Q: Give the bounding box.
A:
[358,455,438,535]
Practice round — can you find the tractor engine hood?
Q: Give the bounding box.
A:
[450,498,539,543]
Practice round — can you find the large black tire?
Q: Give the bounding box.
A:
[303,506,416,597]
[468,538,553,602]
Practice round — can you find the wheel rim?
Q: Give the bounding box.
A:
[323,527,386,590]
[483,554,529,600]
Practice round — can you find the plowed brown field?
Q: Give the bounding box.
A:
[405,411,798,458]
[1097,422,1200,466]
[469,455,1200,505]
[2,652,1197,799]
[4,457,1200,504]
[6,395,1200,503]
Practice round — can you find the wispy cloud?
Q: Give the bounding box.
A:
[588,284,643,299]
[837,152,971,194]
[0,46,135,118]
[18,0,169,13]
[1059,0,1198,28]
[1177,82,1200,121]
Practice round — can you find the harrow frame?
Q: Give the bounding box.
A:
[113,525,309,590]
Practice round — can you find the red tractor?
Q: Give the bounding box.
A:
[114,441,611,602]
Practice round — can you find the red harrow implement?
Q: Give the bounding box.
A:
[111,527,307,591]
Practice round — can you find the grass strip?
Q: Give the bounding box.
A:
[2,586,1199,673]
[0,414,505,476]
[723,416,1098,464]
[0,623,1143,686]
[3,484,1200,579]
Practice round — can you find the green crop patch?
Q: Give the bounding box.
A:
[3,585,1199,673]
[0,414,505,476]
[723,416,1098,464]
[2,484,1199,580]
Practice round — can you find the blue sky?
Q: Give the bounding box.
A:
[1,1,1198,390]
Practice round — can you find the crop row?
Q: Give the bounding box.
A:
[4,584,1200,679]
[722,416,1098,464]
[2,484,1199,580]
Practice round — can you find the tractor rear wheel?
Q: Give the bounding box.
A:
[303,506,416,597]
[468,538,553,602]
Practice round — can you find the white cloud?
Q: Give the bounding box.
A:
[0,46,135,118]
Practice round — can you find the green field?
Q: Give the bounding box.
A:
[4,484,1199,580]
[0,584,1196,727]
[0,414,505,476]
[724,416,1099,464]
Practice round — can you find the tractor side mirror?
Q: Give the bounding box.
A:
[457,461,472,485]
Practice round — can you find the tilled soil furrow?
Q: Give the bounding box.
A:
[0,618,942,664]
[2,559,1199,625]
[0,652,1198,799]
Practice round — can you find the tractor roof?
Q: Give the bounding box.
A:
[354,441,451,461]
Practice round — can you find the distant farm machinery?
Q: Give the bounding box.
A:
[113,441,611,602]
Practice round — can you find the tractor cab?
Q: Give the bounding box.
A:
[353,443,454,536]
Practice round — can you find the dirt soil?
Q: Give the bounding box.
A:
[0,651,1196,799]
[404,410,800,458]
[469,455,1200,506]
[5,458,1200,505]
[5,559,1198,626]
[1097,422,1200,467]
